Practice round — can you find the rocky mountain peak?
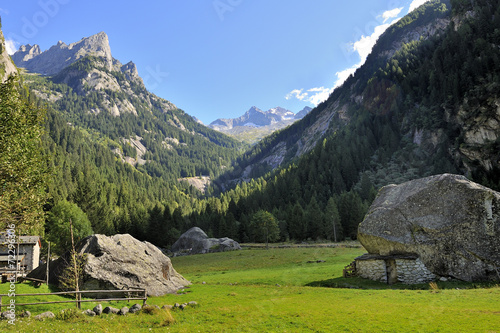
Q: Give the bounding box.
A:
[121,61,141,83]
[12,31,113,75]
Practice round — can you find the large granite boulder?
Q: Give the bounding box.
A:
[358,174,500,282]
[28,234,190,296]
[171,227,241,255]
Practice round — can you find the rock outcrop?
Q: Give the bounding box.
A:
[0,28,18,82]
[171,227,241,255]
[12,32,113,75]
[358,174,500,282]
[28,234,190,296]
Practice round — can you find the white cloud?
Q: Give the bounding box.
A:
[333,66,358,89]
[5,39,19,55]
[409,0,431,13]
[286,5,408,106]
[285,87,333,106]
[307,87,333,106]
[285,89,307,101]
[382,7,403,23]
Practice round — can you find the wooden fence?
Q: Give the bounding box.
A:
[0,288,147,309]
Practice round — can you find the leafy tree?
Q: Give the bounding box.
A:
[250,210,280,249]
[46,200,93,255]
[0,76,48,234]
[325,197,343,242]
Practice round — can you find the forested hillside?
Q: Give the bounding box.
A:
[190,0,500,242]
[9,33,245,248]
[4,0,500,249]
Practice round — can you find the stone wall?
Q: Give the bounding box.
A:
[356,258,387,283]
[355,254,436,284]
[395,258,436,284]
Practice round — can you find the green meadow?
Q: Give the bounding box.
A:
[0,246,499,332]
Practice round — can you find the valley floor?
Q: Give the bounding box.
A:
[1,247,499,332]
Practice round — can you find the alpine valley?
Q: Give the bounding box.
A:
[3,0,500,247]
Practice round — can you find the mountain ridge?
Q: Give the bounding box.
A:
[209,106,312,144]
[12,31,114,75]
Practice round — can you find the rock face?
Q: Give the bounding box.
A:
[0,28,18,82]
[12,32,113,75]
[28,234,190,296]
[171,227,241,255]
[358,174,500,282]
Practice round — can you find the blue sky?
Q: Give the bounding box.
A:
[1,0,430,124]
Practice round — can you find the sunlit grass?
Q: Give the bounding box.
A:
[1,246,499,332]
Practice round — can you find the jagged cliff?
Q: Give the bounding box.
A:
[0,25,18,81]
[12,32,113,75]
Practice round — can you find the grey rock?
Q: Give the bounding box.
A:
[1,311,14,320]
[12,32,113,75]
[129,304,142,313]
[162,304,173,310]
[28,234,190,297]
[0,29,18,82]
[118,306,129,315]
[358,174,500,282]
[171,227,241,255]
[174,303,180,308]
[93,304,103,315]
[103,306,120,314]
[83,309,96,316]
[188,301,198,307]
[34,311,55,320]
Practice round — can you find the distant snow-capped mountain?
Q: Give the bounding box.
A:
[209,106,313,143]
[209,106,312,131]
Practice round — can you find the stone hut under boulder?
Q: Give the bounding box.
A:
[355,174,500,284]
[171,227,241,256]
[28,234,190,296]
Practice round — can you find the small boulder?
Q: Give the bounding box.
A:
[129,304,142,313]
[162,305,173,310]
[118,306,129,315]
[34,311,55,320]
[1,311,14,320]
[103,306,120,314]
[93,304,103,315]
[187,301,198,307]
[83,309,96,316]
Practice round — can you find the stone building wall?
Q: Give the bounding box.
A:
[395,258,436,284]
[355,254,436,284]
[356,259,387,283]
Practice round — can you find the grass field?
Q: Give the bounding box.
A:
[0,246,499,332]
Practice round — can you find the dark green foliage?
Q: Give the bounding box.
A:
[46,200,93,255]
[192,0,500,243]
[0,75,48,235]
[249,210,280,247]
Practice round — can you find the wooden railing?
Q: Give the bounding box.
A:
[0,288,147,309]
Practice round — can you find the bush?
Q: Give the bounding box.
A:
[55,308,83,321]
